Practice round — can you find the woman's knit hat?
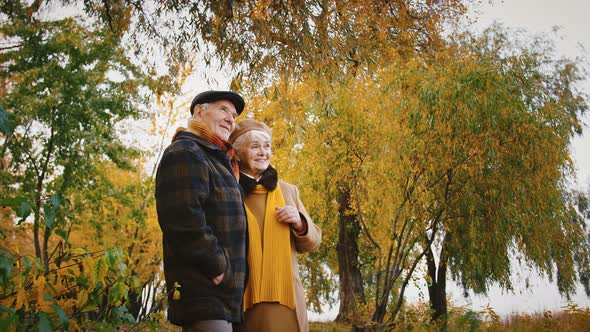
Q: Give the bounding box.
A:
[228,118,272,144]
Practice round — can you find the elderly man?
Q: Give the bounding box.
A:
[155,90,247,332]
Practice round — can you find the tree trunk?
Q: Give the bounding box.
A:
[34,176,43,264]
[33,210,42,260]
[372,268,396,325]
[42,224,50,273]
[426,236,448,328]
[128,287,142,320]
[335,186,366,323]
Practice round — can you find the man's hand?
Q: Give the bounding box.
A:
[212,272,225,285]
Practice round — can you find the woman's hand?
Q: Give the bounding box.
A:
[275,206,304,233]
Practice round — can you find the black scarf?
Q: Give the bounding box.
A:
[239,166,278,196]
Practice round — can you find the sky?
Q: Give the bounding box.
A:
[308,0,590,321]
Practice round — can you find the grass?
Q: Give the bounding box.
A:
[107,304,590,332]
[308,304,590,331]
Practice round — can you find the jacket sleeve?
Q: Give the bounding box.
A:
[156,148,227,279]
[289,185,322,253]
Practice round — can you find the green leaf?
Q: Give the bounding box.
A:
[129,275,140,288]
[37,312,53,332]
[105,248,116,268]
[16,201,32,224]
[115,306,135,323]
[109,281,130,306]
[44,205,56,229]
[50,194,61,208]
[0,197,34,224]
[0,105,14,136]
[93,258,107,285]
[123,312,136,323]
[55,229,68,240]
[0,249,15,283]
[23,256,33,275]
[0,306,17,332]
[105,247,124,270]
[118,261,127,275]
[50,304,70,330]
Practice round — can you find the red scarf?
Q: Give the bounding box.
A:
[173,118,240,178]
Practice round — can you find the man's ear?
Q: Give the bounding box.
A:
[192,105,203,119]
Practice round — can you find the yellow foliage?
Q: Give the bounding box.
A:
[76,290,89,309]
[33,276,53,313]
[1,159,162,329]
[14,281,28,311]
[0,207,35,257]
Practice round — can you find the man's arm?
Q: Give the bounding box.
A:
[156,148,228,280]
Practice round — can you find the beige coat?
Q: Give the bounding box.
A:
[280,181,322,332]
[242,180,322,332]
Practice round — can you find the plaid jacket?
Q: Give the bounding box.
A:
[155,131,247,326]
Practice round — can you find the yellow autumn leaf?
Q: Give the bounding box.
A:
[76,290,89,309]
[15,286,28,311]
[69,247,87,256]
[68,320,81,332]
[33,276,53,313]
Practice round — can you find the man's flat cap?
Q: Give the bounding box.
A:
[189,90,245,115]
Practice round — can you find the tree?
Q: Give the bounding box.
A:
[0,0,148,271]
[66,162,164,322]
[421,26,590,326]
[243,24,589,330]
[0,1,167,328]
[80,0,466,82]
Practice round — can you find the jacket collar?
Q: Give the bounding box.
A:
[173,131,227,152]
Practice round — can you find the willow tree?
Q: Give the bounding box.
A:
[240,23,589,330]
[419,26,590,325]
[166,1,467,320]
[246,55,448,328]
[78,0,465,81]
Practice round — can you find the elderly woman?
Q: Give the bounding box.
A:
[228,119,322,332]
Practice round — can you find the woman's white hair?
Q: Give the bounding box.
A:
[232,130,272,152]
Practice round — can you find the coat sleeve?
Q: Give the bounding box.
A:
[155,148,228,279]
[289,184,322,253]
